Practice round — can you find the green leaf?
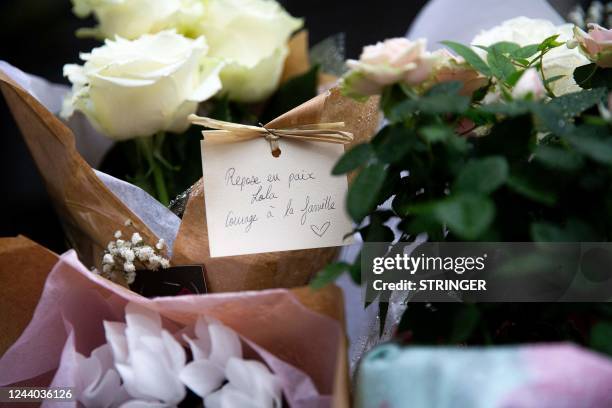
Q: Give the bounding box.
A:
[332,143,374,175]
[507,173,557,206]
[487,47,516,81]
[310,262,350,289]
[565,125,612,165]
[425,80,463,96]
[512,44,540,59]
[489,41,521,54]
[548,87,607,119]
[362,212,396,242]
[349,256,362,284]
[454,156,509,194]
[433,194,495,240]
[389,93,470,120]
[506,70,525,87]
[401,214,445,240]
[531,219,598,242]
[481,100,532,116]
[574,63,597,89]
[574,64,612,90]
[372,125,416,164]
[538,34,562,51]
[441,41,492,76]
[531,104,572,136]
[449,304,481,343]
[533,145,584,171]
[543,75,565,85]
[590,322,612,356]
[347,163,388,222]
[419,124,454,143]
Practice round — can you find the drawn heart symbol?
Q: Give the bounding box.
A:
[310,221,331,237]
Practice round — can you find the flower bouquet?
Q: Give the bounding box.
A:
[0,236,349,407]
[315,16,612,407]
[0,0,380,291]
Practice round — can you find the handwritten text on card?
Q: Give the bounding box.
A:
[201,137,354,257]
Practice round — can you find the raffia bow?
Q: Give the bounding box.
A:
[189,114,354,157]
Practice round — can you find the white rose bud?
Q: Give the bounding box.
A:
[512,68,546,100]
[71,0,204,40]
[61,30,223,141]
[195,0,303,102]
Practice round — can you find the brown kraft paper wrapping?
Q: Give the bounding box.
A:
[1,33,380,292]
[171,88,380,292]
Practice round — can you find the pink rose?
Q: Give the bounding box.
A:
[430,49,488,96]
[341,38,438,97]
[572,23,612,68]
[512,68,546,100]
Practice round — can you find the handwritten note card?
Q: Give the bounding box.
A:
[201,137,354,257]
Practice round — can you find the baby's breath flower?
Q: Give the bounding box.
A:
[135,246,155,261]
[100,227,171,286]
[124,219,133,227]
[131,232,143,245]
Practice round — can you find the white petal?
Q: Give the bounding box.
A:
[75,350,102,393]
[183,336,210,362]
[116,363,149,401]
[209,324,242,367]
[225,358,281,407]
[188,59,224,101]
[119,400,171,408]
[103,321,128,363]
[125,303,163,337]
[204,385,255,408]
[82,370,130,408]
[130,349,186,404]
[161,331,186,372]
[179,359,225,398]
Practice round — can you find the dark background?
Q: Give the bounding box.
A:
[0,0,578,253]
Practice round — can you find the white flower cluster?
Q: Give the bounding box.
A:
[74,303,282,407]
[100,220,170,285]
[62,0,303,141]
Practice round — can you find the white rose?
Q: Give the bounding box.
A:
[194,0,303,102]
[61,30,223,141]
[472,17,590,96]
[71,0,204,40]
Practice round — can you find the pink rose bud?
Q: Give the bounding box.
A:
[341,38,438,97]
[512,68,546,100]
[571,23,612,68]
